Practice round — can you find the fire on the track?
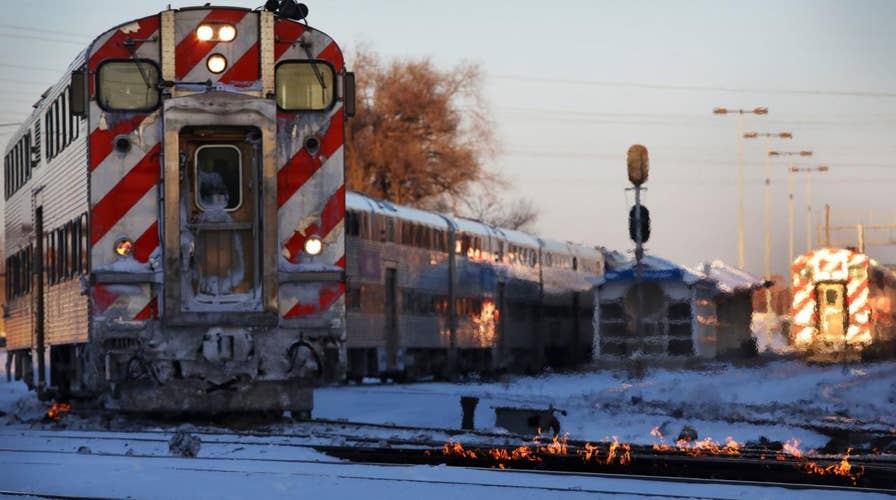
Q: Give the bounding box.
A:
[46,402,71,422]
[776,438,865,485]
[649,426,741,456]
[435,429,865,485]
[437,432,631,468]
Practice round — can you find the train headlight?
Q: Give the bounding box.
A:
[207,54,227,74]
[304,235,323,256]
[196,25,214,41]
[217,25,237,42]
[115,238,133,257]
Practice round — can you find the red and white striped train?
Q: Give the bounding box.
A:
[3,3,351,415]
[791,248,896,361]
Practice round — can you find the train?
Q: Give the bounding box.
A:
[3,3,351,416]
[791,247,896,361]
[2,2,608,413]
[344,192,604,381]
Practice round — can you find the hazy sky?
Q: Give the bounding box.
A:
[2,0,895,277]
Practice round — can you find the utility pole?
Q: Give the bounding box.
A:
[825,204,831,247]
[744,131,791,315]
[791,165,829,253]
[769,150,813,267]
[713,107,768,270]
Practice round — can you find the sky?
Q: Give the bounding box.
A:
[1,0,895,277]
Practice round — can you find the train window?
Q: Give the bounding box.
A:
[32,120,41,166]
[275,61,336,111]
[346,211,361,236]
[69,221,79,278]
[46,233,55,285]
[346,285,361,311]
[57,228,67,281]
[61,92,68,148]
[53,99,60,156]
[45,107,53,161]
[96,60,160,111]
[384,216,395,241]
[80,213,88,273]
[194,145,242,211]
[68,85,80,142]
[824,289,838,304]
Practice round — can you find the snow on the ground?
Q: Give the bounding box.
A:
[316,359,896,450]
[0,349,894,498]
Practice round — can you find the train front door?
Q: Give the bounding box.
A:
[817,283,847,341]
[178,127,261,312]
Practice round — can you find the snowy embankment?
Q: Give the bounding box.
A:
[316,360,896,451]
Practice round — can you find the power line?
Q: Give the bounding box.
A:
[0,31,87,46]
[498,106,896,125]
[0,23,90,40]
[492,74,896,98]
[0,62,60,73]
[503,149,895,168]
[0,77,54,86]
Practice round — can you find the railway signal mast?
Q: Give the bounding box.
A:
[627,145,650,344]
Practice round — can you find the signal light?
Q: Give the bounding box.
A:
[115,238,134,257]
[207,54,227,74]
[629,205,651,243]
[218,25,236,42]
[196,24,237,42]
[196,25,214,41]
[304,235,323,256]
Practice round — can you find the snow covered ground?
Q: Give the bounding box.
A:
[1,349,894,498]
[316,359,896,451]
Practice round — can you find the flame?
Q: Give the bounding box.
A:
[46,402,71,421]
[605,436,632,465]
[776,439,865,485]
[442,441,477,459]
[577,442,599,461]
[650,427,740,457]
[540,433,569,455]
[440,432,635,469]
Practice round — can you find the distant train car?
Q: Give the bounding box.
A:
[344,192,603,381]
[791,248,896,361]
[3,3,351,415]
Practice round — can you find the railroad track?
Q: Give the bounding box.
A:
[1,424,894,492]
[1,438,894,497]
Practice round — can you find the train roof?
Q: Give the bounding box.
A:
[691,260,765,294]
[491,227,540,249]
[569,244,603,262]
[346,191,449,229]
[346,190,606,255]
[451,217,496,238]
[539,237,573,255]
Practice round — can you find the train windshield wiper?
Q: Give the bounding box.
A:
[123,37,153,90]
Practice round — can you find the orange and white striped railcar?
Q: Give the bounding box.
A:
[791,248,896,361]
[3,3,353,415]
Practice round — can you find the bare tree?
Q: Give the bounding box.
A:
[461,185,539,232]
[345,46,497,207]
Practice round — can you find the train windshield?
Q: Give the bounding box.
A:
[275,61,335,110]
[97,60,160,111]
[195,145,242,211]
